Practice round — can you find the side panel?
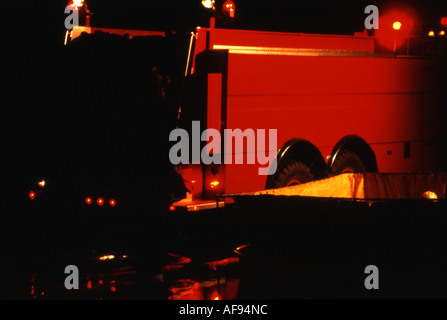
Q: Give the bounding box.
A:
[223,53,447,194]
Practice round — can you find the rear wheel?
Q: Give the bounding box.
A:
[331,150,366,175]
[271,159,314,188]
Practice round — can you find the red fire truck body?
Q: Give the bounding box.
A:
[174,25,447,208]
[68,17,447,211]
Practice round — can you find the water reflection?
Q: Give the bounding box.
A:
[24,248,242,300]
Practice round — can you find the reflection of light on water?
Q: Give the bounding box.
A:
[25,246,244,299]
[168,278,239,300]
[165,252,241,300]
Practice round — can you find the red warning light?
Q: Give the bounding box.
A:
[85,197,92,205]
[169,205,176,212]
[392,21,402,30]
[222,0,235,18]
[109,199,116,207]
[29,191,36,200]
[97,198,104,206]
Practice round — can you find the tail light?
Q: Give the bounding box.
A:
[97,198,104,206]
[85,196,117,207]
[29,191,36,200]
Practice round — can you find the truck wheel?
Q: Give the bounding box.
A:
[331,150,366,175]
[271,159,314,188]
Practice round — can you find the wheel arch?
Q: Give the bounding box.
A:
[328,134,378,173]
[265,138,328,189]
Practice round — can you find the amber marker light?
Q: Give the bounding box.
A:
[210,180,220,189]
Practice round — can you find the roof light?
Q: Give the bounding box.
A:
[392,21,402,30]
[68,0,84,9]
[222,0,235,18]
[201,0,215,9]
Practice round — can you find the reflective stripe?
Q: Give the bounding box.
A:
[212,44,375,57]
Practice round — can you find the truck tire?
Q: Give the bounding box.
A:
[271,159,314,188]
[331,150,366,175]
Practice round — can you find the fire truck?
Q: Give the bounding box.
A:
[49,1,447,212]
[167,5,447,211]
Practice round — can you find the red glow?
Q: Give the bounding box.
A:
[87,280,92,289]
[222,0,235,18]
[29,191,35,200]
[109,199,116,207]
[192,206,199,211]
[206,257,240,269]
[110,280,116,292]
[374,10,415,51]
[169,205,176,212]
[97,197,104,206]
[85,197,92,205]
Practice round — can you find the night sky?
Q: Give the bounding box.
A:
[5,0,447,46]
